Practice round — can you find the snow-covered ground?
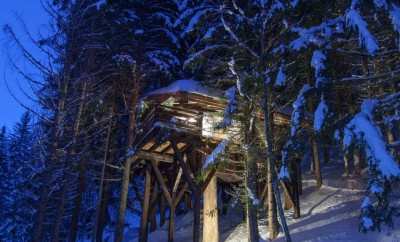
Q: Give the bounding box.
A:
[143,162,400,242]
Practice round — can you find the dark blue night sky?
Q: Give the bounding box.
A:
[0,1,48,128]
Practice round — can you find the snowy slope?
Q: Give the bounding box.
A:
[143,162,400,242]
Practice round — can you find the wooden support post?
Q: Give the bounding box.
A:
[159,195,166,226]
[115,156,137,242]
[171,141,201,242]
[150,160,173,206]
[185,193,192,210]
[202,173,219,242]
[312,138,322,188]
[168,206,176,242]
[149,183,159,232]
[139,165,152,242]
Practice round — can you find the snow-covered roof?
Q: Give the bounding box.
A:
[144,79,222,99]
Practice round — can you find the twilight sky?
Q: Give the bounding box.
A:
[0,1,48,129]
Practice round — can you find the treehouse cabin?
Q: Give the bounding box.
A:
[116,80,305,242]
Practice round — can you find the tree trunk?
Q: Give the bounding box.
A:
[68,159,86,242]
[353,149,362,175]
[262,84,292,242]
[94,107,114,241]
[284,185,293,210]
[344,152,350,176]
[51,182,67,242]
[33,185,49,242]
[267,159,278,239]
[202,174,219,242]
[291,161,301,219]
[323,145,330,163]
[245,144,260,242]
[115,158,135,242]
[312,138,322,188]
[96,180,111,242]
[297,161,303,195]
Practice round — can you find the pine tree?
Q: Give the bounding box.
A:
[0,126,10,241]
[2,112,36,241]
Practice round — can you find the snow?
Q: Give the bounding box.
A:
[390,4,400,48]
[314,97,329,132]
[112,54,135,65]
[274,64,286,87]
[203,139,229,169]
[228,58,245,97]
[278,165,289,180]
[343,127,354,148]
[174,0,188,11]
[183,44,225,68]
[246,187,260,206]
[361,197,371,208]
[374,0,388,9]
[290,0,300,8]
[311,50,326,74]
[220,86,237,128]
[390,5,400,32]
[362,217,374,229]
[311,50,327,87]
[291,84,312,136]
[370,182,384,194]
[181,9,211,37]
[290,17,343,50]
[344,99,400,178]
[334,129,341,141]
[95,0,106,10]
[346,9,379,54]
[142,163,400,242]
[145,79,216,98]
[154,13,173,27]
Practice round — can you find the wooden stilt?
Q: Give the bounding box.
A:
[184,193,192,210]
[115,156,137,242]
[149,183,159,232]
[139,165,152,242]
[159,195,166,226]
[168,206,176,242]
[202,173,219,242]
[171,141,201,242]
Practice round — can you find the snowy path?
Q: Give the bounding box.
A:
[226,164,400,242]
[144,164,400,242]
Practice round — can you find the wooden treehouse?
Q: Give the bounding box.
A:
[116,80,306,242]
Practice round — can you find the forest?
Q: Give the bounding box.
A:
[0,0,400,241]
